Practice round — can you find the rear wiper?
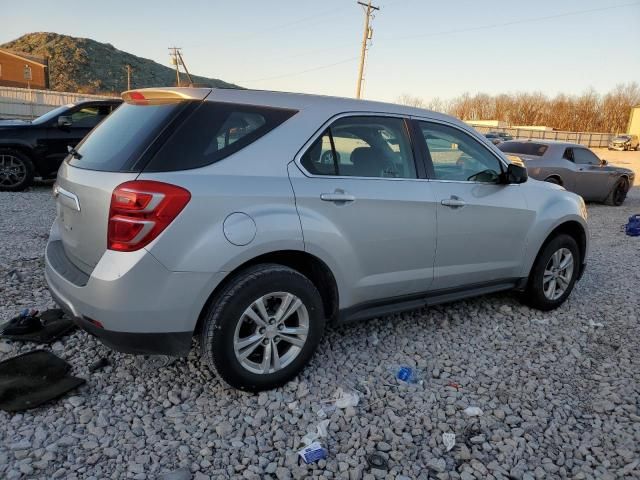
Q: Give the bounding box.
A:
[67,145,82,160]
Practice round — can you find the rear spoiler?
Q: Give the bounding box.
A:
[122,87,212,105]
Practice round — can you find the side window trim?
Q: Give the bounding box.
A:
[410,117,509,183]
[295,112,425,180]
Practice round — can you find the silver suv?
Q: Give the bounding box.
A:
[45,88,589,391]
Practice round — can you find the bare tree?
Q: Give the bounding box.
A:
[400,83,639,133]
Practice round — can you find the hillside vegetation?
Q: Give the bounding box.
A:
[1,32,239,94]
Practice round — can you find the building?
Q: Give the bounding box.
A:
[0,49,49,89]
[628,105,640,137]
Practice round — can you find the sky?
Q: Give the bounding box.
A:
[2,0,639,103]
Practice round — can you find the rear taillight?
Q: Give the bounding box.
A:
[108,181,191,252]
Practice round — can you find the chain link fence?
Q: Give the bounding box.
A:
[472,125,614,148]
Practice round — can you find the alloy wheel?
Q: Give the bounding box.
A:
[233,292,309,374]
[0,154,27,188]
[543,248,574,300]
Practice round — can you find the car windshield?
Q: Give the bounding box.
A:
[32,104,75,124]
[614,135,631,141]
[498,142,548,156]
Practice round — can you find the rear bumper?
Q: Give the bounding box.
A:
[44,237,223,356]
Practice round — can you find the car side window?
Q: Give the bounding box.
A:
[419,121,503,182]
[563,148,573,161]
[301,116,417,179]
[70,106,102,128]
[573,148,600,165]
[214,111,266,150]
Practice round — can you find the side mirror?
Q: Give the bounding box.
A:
[600,158,608,166]
[58,116,72,128]
[504,163,528,184]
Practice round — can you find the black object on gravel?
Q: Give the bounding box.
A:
[0,308,76,344]
[0,350,85,412]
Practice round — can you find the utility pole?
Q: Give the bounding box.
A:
[356,0,379,99]
[125,64,132,90]
[169,47,181,86]
[175,50,193,86]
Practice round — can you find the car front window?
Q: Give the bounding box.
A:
[420,122,503,182]
[32,104,76,124]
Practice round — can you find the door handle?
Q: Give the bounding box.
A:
[320,192,356,203]
[441,197,466,208]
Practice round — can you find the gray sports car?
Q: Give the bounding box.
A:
[498,140,635,206]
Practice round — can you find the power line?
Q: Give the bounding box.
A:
[239,57,359,83]
[382,1,640,41]
[237,1,640,87]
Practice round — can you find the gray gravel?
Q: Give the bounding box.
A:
[1,183,639,480]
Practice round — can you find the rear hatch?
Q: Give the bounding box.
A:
[54,88,211,274]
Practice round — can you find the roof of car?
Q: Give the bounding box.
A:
[128,87,460,124]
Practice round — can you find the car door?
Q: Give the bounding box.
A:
[570,147,614,200]
[288,114,438,307]
[45,104,111,166]
[415,119,536,290]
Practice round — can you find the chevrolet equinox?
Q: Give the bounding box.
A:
[45,88,589,391]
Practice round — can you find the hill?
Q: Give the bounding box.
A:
[0,32,239,94]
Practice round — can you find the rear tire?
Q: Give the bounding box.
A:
[200,264,325,391]
[544,176,561,185]
[522,234,580,311]
[0,148,34,192]
[605,178,629,206]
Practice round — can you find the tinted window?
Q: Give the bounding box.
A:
[70,102,185,171]
[420,122,503,182]
[301,116,416,179]
[32,104,75,125]
[573,148,600,165]
[70,106,103,128]
[146,102,296,172]
[498,142,548,156]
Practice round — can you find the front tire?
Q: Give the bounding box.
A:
[605,178,629,206]
[200,264,325,391]
[522,234,580,311]
[0,148,34,192]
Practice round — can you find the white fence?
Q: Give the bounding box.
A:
[0,86,117,120]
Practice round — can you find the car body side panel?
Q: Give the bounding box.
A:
[518,180,589,277]
[288,163,438,310]
[429,181,535,289]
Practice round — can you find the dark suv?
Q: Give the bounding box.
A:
[0,99,121,191]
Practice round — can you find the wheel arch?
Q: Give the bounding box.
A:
[194,250,339,336]
[0,143,41,174]
[544,174,563,186]
[528,220,587,281]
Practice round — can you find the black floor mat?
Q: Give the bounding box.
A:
[0,350,85,412]
[0,309,77,344]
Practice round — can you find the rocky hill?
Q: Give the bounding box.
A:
[1,32,239,94]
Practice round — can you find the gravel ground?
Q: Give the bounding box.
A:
[1,169,639,479]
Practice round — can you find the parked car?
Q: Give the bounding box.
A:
[498,140,634,206]
[485,133,502,145]
[46,88,589,391]
[608,134,639,151]
[0,99,122,191]
[489,131,514,142]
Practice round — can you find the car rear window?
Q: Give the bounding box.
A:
[143,102,297,172]
[69,102,187,172]
[498,142,548,156]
